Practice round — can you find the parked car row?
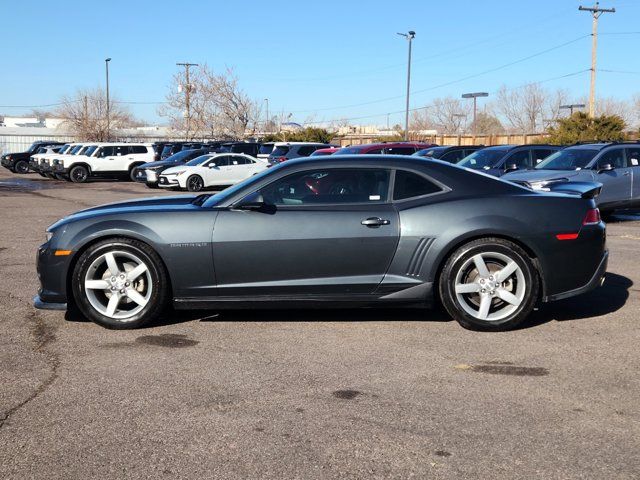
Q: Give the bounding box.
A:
[4,138,640,213]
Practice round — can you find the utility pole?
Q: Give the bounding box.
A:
[397,31,415,141]
[462,92,489,136]
[579,2,615,118]
[105,58,111,140]
[264,98,269,133]
[176,62,199,139]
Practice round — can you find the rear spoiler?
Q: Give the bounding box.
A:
[546,181,602,199]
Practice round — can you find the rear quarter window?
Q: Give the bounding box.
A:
[393,170,442,200]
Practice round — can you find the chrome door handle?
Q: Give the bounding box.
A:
[361,217,390,227]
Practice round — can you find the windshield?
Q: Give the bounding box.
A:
[167,149,198,162]
[258,143,274,155]
[185,154,213,166]
[70,145,83,155]
[414,148,442,157]
[161,145,174,156]
[270,146,290,156]
[28,142,43,153]
[77,146,91,155]
[84,146,98,156]
[458,149,508,169]
[535,149,598,170]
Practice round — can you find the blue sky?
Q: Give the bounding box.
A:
[2,0,638,126]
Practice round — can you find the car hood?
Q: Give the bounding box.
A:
[49,194,204,230]
[140,160,182,169]
[503,169,582,182]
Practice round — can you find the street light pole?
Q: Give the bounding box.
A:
[397,31,415,141]
[105,57,111,140]
[264,98,269,133]
[462,92,489,136]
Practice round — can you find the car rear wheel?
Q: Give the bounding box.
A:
[439,238,538,331]
[72,238,168,329]
[69,165,89,183]
[186,174,204,192]
[129,165,143,182]
[14,160,29,174]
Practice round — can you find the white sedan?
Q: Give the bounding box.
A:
[158,153,267,192]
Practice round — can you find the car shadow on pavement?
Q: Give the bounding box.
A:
[521,272,632,328]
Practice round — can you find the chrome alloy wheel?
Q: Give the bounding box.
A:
[453,252,526,322]
[83,250,153,321]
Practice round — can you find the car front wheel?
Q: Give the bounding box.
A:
[439,238,538,331]
[186,174,204,192]
[14,160,30,174]
[72,238,169,329]
[69,165,89,183]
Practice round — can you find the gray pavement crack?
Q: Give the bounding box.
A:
[0,309,60,431]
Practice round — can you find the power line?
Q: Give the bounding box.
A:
[288,34,590,114]
[301,69,590,126]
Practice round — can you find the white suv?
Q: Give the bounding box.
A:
[52,143,154,183]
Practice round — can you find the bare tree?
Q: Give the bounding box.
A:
[411,96,470,134]
[159,65,260,140]
[55,88,136,141]
[494,84,548,133]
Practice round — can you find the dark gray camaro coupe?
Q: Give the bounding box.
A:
[35,155,608,331]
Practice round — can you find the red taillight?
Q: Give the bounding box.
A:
[583,208,601,225]
[277,157,287,163]
[556,233,579,241]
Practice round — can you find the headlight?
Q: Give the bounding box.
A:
[46,231,53,242]
[529,178,569,191]
[175,171,187,176]
[6,155,12,160]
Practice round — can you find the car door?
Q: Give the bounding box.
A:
[222,155,248,184]
[211,167,399,296]
[94,146,116,172]
[203,155,231,185]
[112,145,131,171]
[626,147,640,208]
[592,147,632,209]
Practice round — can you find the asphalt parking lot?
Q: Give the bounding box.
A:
[0,170,639,479]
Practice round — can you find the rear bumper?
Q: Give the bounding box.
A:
[33,295,67,311]
[544,250,608,302]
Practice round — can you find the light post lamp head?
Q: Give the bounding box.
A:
[105,57,111,63]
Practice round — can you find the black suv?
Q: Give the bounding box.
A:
[219,142,261,157]
[1,141,65,174]
[456,144,563,177]
[413,145,485,163]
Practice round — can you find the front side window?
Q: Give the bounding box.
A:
[393,170,442,200]
[597,149,627,169]
[504,150,531,169]
[259,168,390,205]
[116,146,131,156]
[130,145,148,154]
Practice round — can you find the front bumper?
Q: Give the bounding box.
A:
[33,295,67,311]
[158,175,180,187]
[35,242,71,307]
[1,157,15,168]
[544,250,608,302]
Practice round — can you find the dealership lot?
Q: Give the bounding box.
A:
[0,170,639,479]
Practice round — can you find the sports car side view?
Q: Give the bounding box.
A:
[35,155,608,331]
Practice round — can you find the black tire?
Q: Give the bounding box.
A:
[69,165,89,183]
[14,160,30,174]
[71,238,169,329]
[186,174,204,192]
[129,164,144,182]
[38,172,47,178]
[439,237,539,331]
[54,173,68,181]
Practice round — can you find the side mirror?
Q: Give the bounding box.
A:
[235,192,268,211]
[208,163,218,169]
[505,163,518,172]
[597,163,614,173]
